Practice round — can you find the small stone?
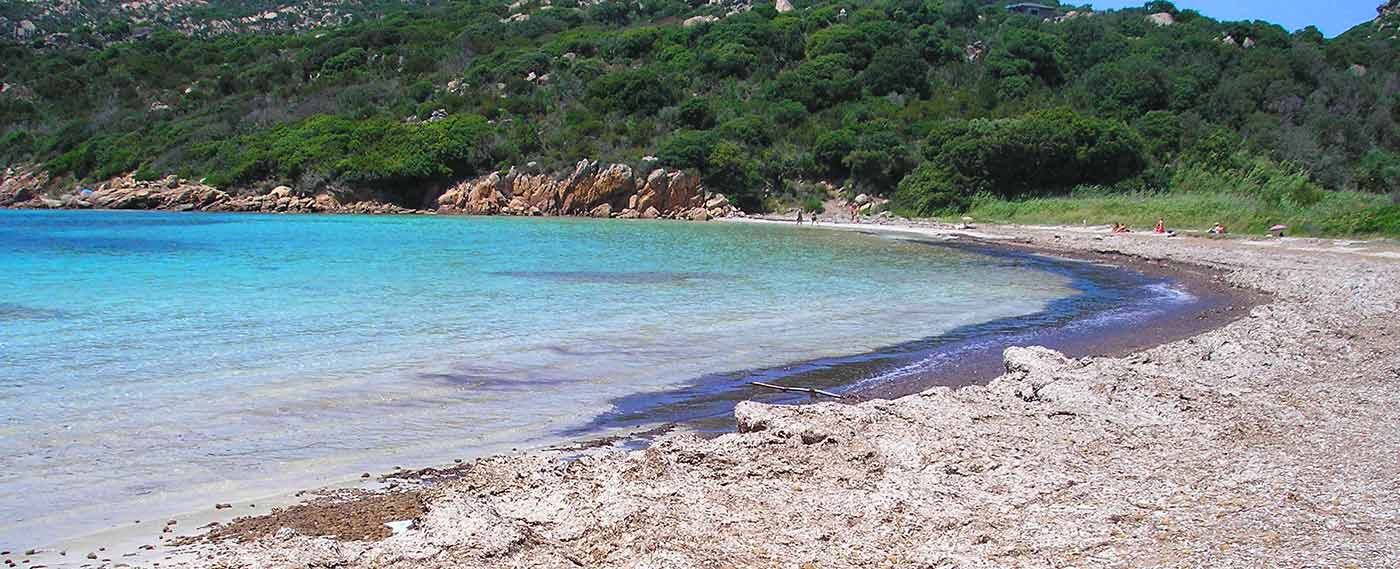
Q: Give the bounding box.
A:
[86,554,97,560]
[361,472,371,478]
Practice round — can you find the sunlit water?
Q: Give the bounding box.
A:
[0,210,1077,548]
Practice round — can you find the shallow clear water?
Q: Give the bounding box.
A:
[0,210,1075,548]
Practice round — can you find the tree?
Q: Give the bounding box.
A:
[1356,149,1400,194]
[861,45,929,96]
[677,98,716,130]
[986,27,1067,101]
[813,129,856,177]
[911,23,963,65]
[1135,111,1184,160]
[658,130,717,170]
[926,108,1148,197]
[586,67,679,115]
[321,47,366,73]
[893,163,968,214]
[1083,55,1171,118]
[718,116,772,146]
[806,25,874,67]
[705,141,763,201]
[941,0,979,28]
[771,55,857,110]
[1144,1,1178,14]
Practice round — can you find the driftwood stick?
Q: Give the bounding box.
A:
[750,381,844,399]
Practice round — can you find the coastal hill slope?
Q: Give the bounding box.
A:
[1,0,1398,233]
[0,0,431,41]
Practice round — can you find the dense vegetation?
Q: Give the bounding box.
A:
[1,0,1397,233]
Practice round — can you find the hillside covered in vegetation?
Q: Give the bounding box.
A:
[1,0,1398,234]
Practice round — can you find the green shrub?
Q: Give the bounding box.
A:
[657,130,717,170]
[861,45,929,96]
[231,114,494,187]
[586,67,678,115]
[717,115,771,146]
[704,141,763,208]
[321,47,366,73]
[805,25,873,67]
[1315,204,1400,235]
[1355,149,1400,194]
[1172,154,1323,208]
[893,163,968,215]
[677,98,716,130]
[0,129,32,164]
[927,107,1147,198]
[771,55,857,111]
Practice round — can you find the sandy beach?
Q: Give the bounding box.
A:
[20,220,1400,568]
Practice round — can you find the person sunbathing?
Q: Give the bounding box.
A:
[1209,223,1227,235]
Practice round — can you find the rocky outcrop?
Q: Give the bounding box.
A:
[0,165,51,208]
[683,15,718,27]
[1,169,413,214]
[438,160,741,220]
[436,171,512,215]
[1146,12,1174,26]
[5,159,743,220]
[559,161,635,215]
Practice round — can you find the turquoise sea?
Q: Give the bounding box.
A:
[0,210,1099,549]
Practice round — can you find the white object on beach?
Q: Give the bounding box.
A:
[385,520,414,536]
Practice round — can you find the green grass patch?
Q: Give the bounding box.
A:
[964,190,1400,238]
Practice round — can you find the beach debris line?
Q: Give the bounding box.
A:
[750,381,845,399]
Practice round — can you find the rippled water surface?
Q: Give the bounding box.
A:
[0,210,1076,548]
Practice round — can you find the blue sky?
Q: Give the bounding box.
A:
[1086,1,1379,37]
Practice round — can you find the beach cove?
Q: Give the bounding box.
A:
[2,211,1253,563]
[7,211,1374,567]
[153,220,1400,568]
[1,210,1195,557]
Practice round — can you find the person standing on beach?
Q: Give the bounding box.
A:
[795,209,804,225]
[1155,218,1166,234]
